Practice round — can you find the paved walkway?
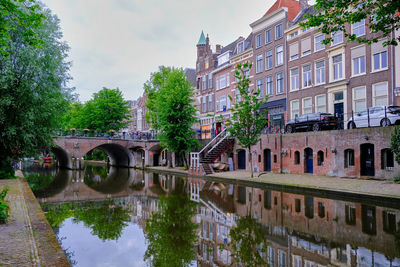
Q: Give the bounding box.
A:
[0,172,69,267]
[146,166,400,199]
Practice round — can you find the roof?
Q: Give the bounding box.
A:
[291,5,316,25]
[221,38,240,54]
[197,31,206,46]
[183,68,196,87]
[263,0,300,21]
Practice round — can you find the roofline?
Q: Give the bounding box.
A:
[250,7,287,28]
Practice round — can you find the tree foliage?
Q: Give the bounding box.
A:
[301,0,400,46]
[0,0,45,56]
[227,62,268,178]
[0,7,72,179]
[229,215,267,266]
[146,68,199,167]
[144,180,198,266]
[391,126,400,165]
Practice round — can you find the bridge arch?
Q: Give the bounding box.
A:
[84,143,134,168]
[51,146,72,169]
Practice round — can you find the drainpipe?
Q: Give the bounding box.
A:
[281,12,289,173]
[391,30,395,105]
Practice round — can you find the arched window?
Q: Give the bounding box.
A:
[381,148,394,170]
[317,151,324,166]
[344,149,355,168]
[294,151,300,165]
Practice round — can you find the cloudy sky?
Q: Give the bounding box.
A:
[42,0,275,102]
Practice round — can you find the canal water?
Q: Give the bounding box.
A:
[23,164,400,267]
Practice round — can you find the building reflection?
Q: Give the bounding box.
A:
[31,167,400,266]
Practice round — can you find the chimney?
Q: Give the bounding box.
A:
[216,44,222,54]
[299,0,309,11]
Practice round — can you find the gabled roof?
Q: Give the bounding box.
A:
[221,38,241,55]
[291,5,316,25]
[197,31,206,46]
[263,0,300,21]
[183,68,196,87]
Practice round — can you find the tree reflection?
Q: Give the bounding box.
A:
[229,215,267,266]
[42,200,131,241]
[25,173,54,192]
[144,179,198,266]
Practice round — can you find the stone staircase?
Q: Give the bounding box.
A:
[190,129,234,175]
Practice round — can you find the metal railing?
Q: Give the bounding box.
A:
[53,129,159,141]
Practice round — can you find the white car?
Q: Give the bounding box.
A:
[347,106,400,129]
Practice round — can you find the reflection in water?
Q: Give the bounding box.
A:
[23,164,400,267]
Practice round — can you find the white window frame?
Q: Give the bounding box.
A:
[302,64,312,88]
[276,72,284,94]
[208,73,213,88]
[237,42,244,54]
[275,24,283,40]
[373,82,388,106]
[315,35,325,51]
[202,75,206,90]
[276,45,283,66]
[333,54,343,80]
[352,86,366,113]
[352,19,365,37]
[256,79,263,98]
[332,30,343,45]
[302,97,313,114]
[256,54,263,73]
[373,51,388,71]
[353,55,366,76]
[266,50,273,70]
[291,99,300,120]
[315,60,325,85]
[265,29,272,44]
[266,75,273,95]
[290,68,299,91]
[315,94,326,113]
[208,94,213,111]
[256,34,262,48]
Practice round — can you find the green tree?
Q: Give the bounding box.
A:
[0,7,72,179]
[301,0,400,46]
[144,180,198,266]
[0,0,45,56]
[227,62,268,178]
[391,126,400,165]
[79,88,131,133]
[149,68,199,167]
[41,203,74,228]
[229,215,267,266]
[60,102,84,130]
[144,66,173,131]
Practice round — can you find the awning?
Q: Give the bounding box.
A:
[260,98,286,110]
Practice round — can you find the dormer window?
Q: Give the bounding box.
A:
[237,42,244,54]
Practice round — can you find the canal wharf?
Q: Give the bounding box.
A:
[0,171,69,267]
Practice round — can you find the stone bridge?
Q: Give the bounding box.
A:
[52,137,163,169]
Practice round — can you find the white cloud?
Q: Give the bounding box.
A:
[42,0,274,102]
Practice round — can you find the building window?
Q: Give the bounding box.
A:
[276,72,284,94]
[344,149,355,168]
[318,202,325,218]
[256,34,262,48]
[302,64,312,88]
[353,86,366,113]
[373,51,388,71]
[293,255,302,267]
[345,205,356,225]
[266,50,273,69]
[352,19,365,37]
[373,82,388,106]
[276,46,283,66]
[257,79,263,97]
[316,95,326,113]
[353,56,366,75]
[381,148,394,170]
[315,35,325,51]
[208,73,213,88]
[289,42,299,60]
[268,247,275,267]
[332,30,343,45]
[290,68,299,91]
[266,76,273,95]
[275,24,283,39]
[303,97,312,114]
[202,95,207,112]
[256,54,263,73]
[208,94,213,111]
[237,42,244,53]
[290,31,298,39]
[383,211,397,233]
[220,95,226,112]
[333,54,343,80]
[291,100,299,120]
[301,37,311,56]
[315,60,325,84]
[202,75,206,90]
[278,250,286,267]
[317,151,324,166]
[294,151,300,165]
[266,29,272,44]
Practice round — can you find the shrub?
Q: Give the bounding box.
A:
[0,188,10,224]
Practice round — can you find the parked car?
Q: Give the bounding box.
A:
[347,106,400,129]
[285,113,339,133]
